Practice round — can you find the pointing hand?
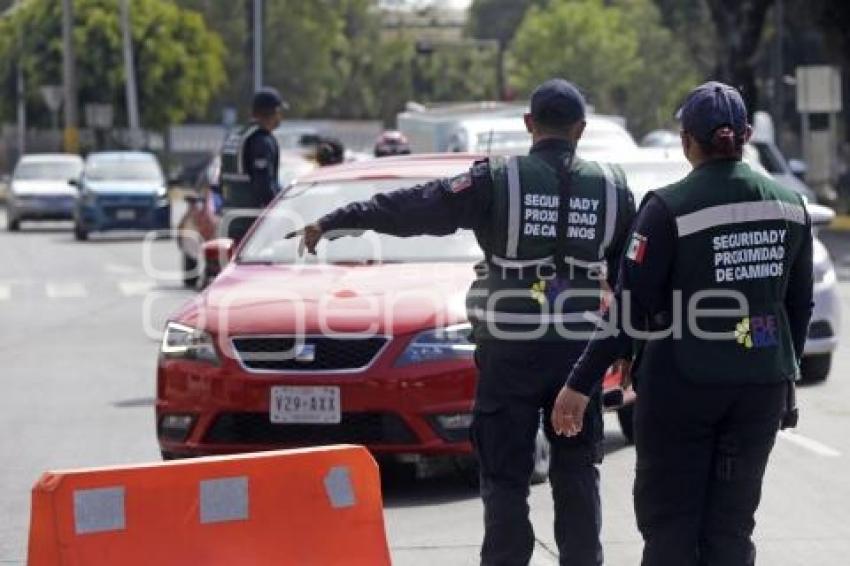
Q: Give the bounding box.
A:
[284,223,323,256]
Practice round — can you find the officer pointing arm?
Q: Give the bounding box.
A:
[288,79,636,566]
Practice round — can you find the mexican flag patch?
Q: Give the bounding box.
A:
[626,233,647,264]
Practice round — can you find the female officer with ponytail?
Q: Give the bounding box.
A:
[552,81,814,565]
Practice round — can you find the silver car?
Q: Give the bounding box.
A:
[6,153,84,231]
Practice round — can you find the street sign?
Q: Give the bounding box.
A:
[40,86,63,112]
[85,103,114,129]
[796,66,842,113]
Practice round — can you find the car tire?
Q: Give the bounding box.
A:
[800,353,832,383]
[530,428,550,485]
[7,216,19,231]
[74,223,88,241]
[182,253,199,289]
[617,404,635,445]
[160,450,180,461]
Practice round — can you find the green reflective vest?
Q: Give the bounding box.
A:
[220,124,267,209]
[468,153,632,341]
[643,160,808,384]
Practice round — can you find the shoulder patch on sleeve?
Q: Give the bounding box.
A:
[449,173,473,193]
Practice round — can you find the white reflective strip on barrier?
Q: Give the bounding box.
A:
[74,486,126,535]
[324,466,356,509]
[505,156,521,259]
[200,476,249,524]
[676,200,806,237]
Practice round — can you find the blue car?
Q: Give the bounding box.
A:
[73,151,170,240]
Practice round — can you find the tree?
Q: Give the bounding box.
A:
[704,0,775,115]
[510,0,698,135]
[0,0,225,129]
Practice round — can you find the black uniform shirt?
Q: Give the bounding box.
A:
[319,138,635,288]
[243,127,281,205]
[565,177,815,396]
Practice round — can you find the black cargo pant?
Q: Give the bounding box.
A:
[633,370,788,566]
[471,340,604,566]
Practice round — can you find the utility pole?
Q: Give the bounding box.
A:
[16,30,25,158]
[771,0,785,150]
[61,0,79,154]
[253,0,263,91]
[120,0,141,147]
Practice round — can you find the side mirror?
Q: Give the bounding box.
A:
[68,178,79,187]
[789,159,807,180]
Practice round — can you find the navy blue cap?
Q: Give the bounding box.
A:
[530,79,586,127]
[252,87,288,113]
[678,81,747,143]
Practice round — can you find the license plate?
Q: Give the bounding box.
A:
[116,208,136,220]
[270,386,340,424]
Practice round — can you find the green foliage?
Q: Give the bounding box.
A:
[0,0,225,129]
[467,0,544,45]
[510,0,698,135]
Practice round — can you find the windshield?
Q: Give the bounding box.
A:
[239,178,483,264]
[619,160,692,202]
[86,157,163,182]
[14,160,82,180]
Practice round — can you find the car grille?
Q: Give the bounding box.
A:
[808,321,834,340]
[203,412,417,446]
[231,336,388,372]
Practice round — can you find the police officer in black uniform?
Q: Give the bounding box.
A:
[219,87,286,241]
[289,79,636,566]
[552,82,814,566]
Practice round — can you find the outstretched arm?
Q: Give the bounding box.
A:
[287,160,492,254]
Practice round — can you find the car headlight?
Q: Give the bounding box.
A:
[395,323,475,367]
[160,322,220,364]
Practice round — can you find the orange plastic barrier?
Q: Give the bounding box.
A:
[27,445,390,566]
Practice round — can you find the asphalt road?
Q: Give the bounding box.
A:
[2,206,850,565]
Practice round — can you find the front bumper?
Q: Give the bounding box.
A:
[156,339,477,458]
[76,193,170,232]
[9,195,76,220]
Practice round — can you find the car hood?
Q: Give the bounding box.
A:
[84,180,164,194]
[175,262,476,336]
[12,179,76,196]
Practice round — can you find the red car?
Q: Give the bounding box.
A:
[157,154,633,478]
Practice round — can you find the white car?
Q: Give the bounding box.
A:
[6,153,84,231]
[615,148,839,382]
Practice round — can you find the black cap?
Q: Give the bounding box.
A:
[252,87,289,114]
[678,81,747,143]
[530,78,586,127]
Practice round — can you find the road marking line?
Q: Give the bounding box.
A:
[0,284,9,301]
[45,282,87,299]
[118,280,155,297]
[778,430,841,458]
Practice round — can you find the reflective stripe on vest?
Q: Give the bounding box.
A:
[505,156,522,258]
[468,307,603,325]
[675,200,807,237]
